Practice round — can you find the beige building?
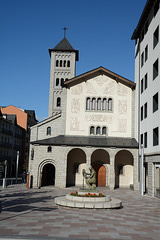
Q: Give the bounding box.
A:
[29,37,139,190]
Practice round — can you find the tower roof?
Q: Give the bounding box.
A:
[48,37,79,61]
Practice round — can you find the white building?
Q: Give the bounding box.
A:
[28,37,139,191]
[132,0,160,197]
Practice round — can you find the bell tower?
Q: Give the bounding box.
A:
[48,34,79,117]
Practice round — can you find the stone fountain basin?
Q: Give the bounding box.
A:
[65,194,111,202]
[55,194,122,209]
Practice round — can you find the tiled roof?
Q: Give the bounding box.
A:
[31,135,138,149]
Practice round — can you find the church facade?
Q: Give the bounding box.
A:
[29,37,139,190]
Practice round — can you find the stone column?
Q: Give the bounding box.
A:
[133,150,139,191]
[109,151,116,190]
[86,154,91,172]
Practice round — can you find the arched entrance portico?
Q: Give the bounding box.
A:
[41,163,55,186]
[115,150,133,188]
[91,149,110,187]
[66,148,86,187]
[38,159,56,188]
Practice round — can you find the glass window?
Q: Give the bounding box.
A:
[47,127,51,135]
[153,59,159,80]
[145,45,148,62]
[56,60,59,67]
[60,60,62,67]
[92,98,96,110]
[96,126,100,135]
[144,73,148,90]
[141,52,144,67]
[108,98,112,111]
[64,60,66,67]
[57,97,61,107]
[144,132,147,148]
[47,146,52,152]
[141,78,144,93]
[90,126,94,135]
[102,127,106,135]
[61,78,64,86]
[153,26,159,49]
[153,92,158,112]
[144,102,147,119]
[141,106,143,121]
[153,127,159,146]
[102,98,107,110]
[86,98,90,110]
[97,98,101,110]
[154,0,159,16]
[56,78,59,86]
[67,60,70,67]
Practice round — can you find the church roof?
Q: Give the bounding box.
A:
[48,37,79,60]
[31,135,138,149]
[64,66,136,89]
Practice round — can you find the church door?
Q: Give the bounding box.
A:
[93,164,106,187]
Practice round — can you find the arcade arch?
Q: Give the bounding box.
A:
[66,148,86,187]
[115,150,133,188]
[91,149,110,187]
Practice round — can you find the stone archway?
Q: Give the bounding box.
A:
[41,163,55,186]
[91,149,110,187]
[115,150,133,188]
[66,148,86,187]
[38,159,56,188]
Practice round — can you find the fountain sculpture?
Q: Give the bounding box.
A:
[55,166,122,209]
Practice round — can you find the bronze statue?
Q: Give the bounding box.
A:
[83,166,96,190]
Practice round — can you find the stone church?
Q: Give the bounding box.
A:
[29,37,139,190]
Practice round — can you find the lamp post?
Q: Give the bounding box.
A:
[16,151,19,183]
[141,144,144,195]
[3,160,7,188]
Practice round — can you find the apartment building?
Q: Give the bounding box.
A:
[132,0,160,197]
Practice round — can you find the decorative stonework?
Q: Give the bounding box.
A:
[85,114,113,123]
[118,100,127,114]
[117,84,127,96]
[96,78,105,86]
[71,85,83,95]
[86,82,97,94]
[70,117,80,131]
[71,99,80,113]
[103,82,115,94]
[118,119,127,133]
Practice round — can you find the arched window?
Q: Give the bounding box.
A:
[108,98,112,111]
[92,98,96,110]
[57,97,61,107]
[64,60,66,67]
[65,78,68,81]
[102,98,107,111]
[56,60,59,67]
[86,97,90,110]
[96,126,100,135]
[90,126,94,135]
[102,127,106,135]
[67,60,70,67]
[47,127,51,135]
[60,60,62,67]
[56,78,59,86]
[97,98,101,111]
[47,146,52,152]
[61,78,64,86]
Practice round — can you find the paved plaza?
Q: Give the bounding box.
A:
[0,185,160,240]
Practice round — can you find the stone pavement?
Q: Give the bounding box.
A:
[0,185,160,240]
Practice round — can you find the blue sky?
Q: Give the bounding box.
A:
[0,0,147,120]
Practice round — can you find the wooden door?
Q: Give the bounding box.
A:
[93,164,106,187]
[98,165,106,186]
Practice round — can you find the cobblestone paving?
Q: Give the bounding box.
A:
[0,185,160,240]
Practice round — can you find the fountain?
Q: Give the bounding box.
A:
[55,166,122,209]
